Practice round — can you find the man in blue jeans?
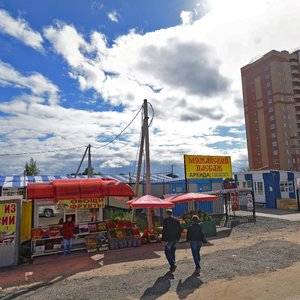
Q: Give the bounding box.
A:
[162,209,182,272]
[186,215,208,275]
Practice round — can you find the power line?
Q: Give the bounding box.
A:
[0,105,144,157]
[93,105,143,149]
[0,145,86,157]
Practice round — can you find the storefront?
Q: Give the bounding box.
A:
[0,196,22,267]
[27,178,141,257]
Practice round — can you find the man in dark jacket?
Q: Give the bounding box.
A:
[162,209,182,272]
[187,215,208,275]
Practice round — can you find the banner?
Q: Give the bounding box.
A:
[184,155,232,179]
[231,191,240,212]
[56,198,105,210]
[0,203,17,244]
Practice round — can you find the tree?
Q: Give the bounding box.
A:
[24,157,40,176]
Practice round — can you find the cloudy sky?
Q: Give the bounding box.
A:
[0,0,299,177]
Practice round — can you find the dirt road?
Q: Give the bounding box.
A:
[1,216,300,299]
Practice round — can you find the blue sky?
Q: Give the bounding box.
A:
[0,0,299,176]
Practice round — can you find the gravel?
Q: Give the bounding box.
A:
[3,217,300,300]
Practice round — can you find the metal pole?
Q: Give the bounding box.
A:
[143,99,152,230]
[75,146,89,178]
[144,99,151,195]
[135,128,145,196]
[88,144,92,178]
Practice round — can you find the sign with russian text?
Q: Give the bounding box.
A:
[0,203,17,244]
[184,155,232,179]
[56,198,105,210]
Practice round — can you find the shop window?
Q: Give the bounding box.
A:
[37,203,64,227]
[280,181,294,192]
[243,180,252,188]
[256,182,264,195]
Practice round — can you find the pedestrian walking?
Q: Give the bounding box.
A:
[162,209,182,272]
[62,216,75,255]
[186,215,208,275]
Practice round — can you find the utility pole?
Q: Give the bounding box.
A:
[88,144,92,178]
[133,99,152,228]
[144,99,151,195]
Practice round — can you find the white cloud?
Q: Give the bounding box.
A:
[0,9,44,51]
[0,61,60,105]
[180,11,194,25]
[2,0,300,175]
[107,11,119,23]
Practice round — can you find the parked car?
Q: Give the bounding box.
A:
[38,206,59,217]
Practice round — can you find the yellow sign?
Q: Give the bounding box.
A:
[57,198,105,210]
[0,203,17,233]
[184,155,232,179]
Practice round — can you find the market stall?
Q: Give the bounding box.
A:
[164,192,219,238]
[27,178,135,256]
[126,194,174,244]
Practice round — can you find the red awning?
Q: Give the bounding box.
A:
[27,183,54,199]
[27,178,135,201]
[104,180,135,197]
[52,179,105,200]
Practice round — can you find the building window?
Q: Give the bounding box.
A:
[280,181,293,192]
[271,133,277,138]
[267,90,272,96]
[242,181,252,188]
[273,150,278,155]
[254,182,264,195]
[268,107,274,113]
[271,124,276,129]
[270,115,275,121]
[268,98,273,104]
[274,159,279,164]
[266,82,271,87]
[272,141,277,147]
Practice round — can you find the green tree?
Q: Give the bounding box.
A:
[24,157,40,176]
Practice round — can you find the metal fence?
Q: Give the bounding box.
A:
[209,189,256,227]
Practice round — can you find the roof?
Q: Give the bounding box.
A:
[0,174,182,188]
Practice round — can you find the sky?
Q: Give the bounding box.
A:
[0,0,300,177]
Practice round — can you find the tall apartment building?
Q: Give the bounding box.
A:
[241,49,300,171]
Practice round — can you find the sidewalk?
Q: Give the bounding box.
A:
[0,242,170,291]
[255,207,300,221]
[0,251,99,290]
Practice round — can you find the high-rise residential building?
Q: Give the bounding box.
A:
[241,49,300,171]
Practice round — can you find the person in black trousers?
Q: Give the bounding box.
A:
[187,215,208,275]
[162,209,182,272]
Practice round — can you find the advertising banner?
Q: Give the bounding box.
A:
[56,198,105,210]
[231,191,240,212]
[0,202,17,244]
[184,155,232,179]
